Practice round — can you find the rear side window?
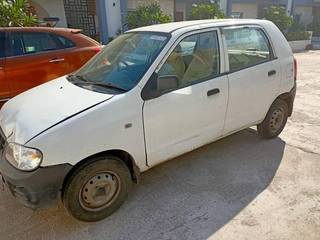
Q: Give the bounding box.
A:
[0,32,5,58]
[9,32,61,56]
[223,27,272,72]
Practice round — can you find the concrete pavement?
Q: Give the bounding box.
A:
[0,51,319,240]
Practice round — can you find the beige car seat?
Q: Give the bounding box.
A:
[182,41,217,85]
[158,45,186,83]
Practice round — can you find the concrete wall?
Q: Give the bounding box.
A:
[31,0,67,27]
[232,3,258,18]
[289,39,311,52]
[295,6,313,25]
[159,0,174,19]
[175,2,187,20]
[128,0,174,19]
[106,0,122,37]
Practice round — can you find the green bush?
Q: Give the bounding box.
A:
[189,2,225,20]
[262,5,293,33]
[127,2,171,29]
[285,31,311,41]
[289,18,305,32]
[284,17,310,41]
[0,0,38,27]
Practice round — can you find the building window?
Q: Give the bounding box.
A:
[63,0,97,38]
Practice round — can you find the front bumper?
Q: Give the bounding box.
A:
[0,155,72,209]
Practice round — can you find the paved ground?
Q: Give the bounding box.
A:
[0,51,319,240]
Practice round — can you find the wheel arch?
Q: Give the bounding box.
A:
[276,91,294,117]
[260,88,295,126]
[61,149,140,195]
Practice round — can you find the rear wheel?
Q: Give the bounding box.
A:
[63,155,131,222]
[257,99,289,139]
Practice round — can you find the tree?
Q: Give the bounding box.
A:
[262,5,293,33]
[127,2,171,29]
[0,0,38,27]
[190,2,225,20]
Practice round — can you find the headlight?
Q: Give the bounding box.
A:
[4,143,42,171]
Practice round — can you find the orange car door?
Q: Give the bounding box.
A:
[0,31,11,102]
[47,33,95,76]
[5,31,65,96]
[50,33,83,76]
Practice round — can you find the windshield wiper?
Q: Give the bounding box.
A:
[67,74,90,82]
[87,82,128,92]
[68,74,127,92]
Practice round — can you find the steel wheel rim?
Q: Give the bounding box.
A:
[79,171,121,212]
[270,108,285,133]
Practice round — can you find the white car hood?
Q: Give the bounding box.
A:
[0,76,113,144]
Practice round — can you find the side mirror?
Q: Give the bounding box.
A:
[157,75,179,92]
[141,73,179,100]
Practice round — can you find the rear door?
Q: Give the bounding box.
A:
[0,31,11,102]
[5,31,65,96]
[47,33,99,76]
[222,25,281,134]
[46,33,81,76]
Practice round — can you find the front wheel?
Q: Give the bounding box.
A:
[257,99,289,139]
[62,155,131,222]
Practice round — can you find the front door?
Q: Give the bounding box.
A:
[143,29,228,167]
[222,26,281,134]
[0,31,11,103]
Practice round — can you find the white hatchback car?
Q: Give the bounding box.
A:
[0,19,296,222]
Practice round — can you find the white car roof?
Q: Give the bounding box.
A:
[128,19,270,34]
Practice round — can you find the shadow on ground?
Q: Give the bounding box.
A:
[0,129,285,240]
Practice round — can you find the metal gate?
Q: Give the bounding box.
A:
[63,0,96,38]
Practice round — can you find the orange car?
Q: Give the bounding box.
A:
[0,27,101,105]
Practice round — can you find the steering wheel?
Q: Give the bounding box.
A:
[117,59,130,70]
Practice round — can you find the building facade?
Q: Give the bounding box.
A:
[29,0,128,43]
[29,0,320,44]
[229,0,320,26]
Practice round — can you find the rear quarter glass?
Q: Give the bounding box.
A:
[75,33,101,47]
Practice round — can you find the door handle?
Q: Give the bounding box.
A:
[268,70,277,77]
[207,88,220,97]
[49,58,65,63]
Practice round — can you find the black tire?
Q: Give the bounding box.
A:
[62,155,131,222]
[257,99,289,139]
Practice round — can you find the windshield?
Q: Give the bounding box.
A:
[68,32,169,93]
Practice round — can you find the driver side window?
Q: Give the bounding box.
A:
[158,30,220,87]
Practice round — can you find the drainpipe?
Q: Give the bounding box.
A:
[218,0,229,16]
[291,0,295,17]
[226,0,233,17]
[286,0,294,16]
[120,0,128,31]
[173,0,176,21]
[96,0,109,44]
